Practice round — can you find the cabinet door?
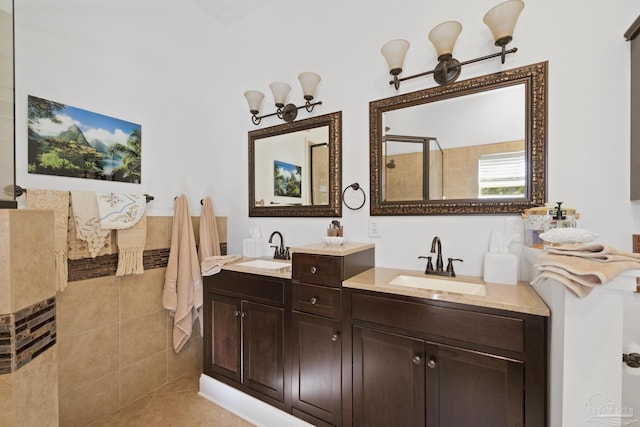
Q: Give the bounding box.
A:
[426,343,524,427]
[242,300,285,402]
[206,293,241,382]
[353,326,426,427]
[291,311,342,425]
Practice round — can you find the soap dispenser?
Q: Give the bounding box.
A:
[543,202,576,231]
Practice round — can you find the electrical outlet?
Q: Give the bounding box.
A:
[369,218,382,238]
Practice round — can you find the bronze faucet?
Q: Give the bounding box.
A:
[418,236,463,277]
[268,231,290,260]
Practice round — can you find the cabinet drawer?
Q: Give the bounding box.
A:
[204,271,285,305]
[292,253,343,286]
[352,293,524,353]
[292,283,342,319]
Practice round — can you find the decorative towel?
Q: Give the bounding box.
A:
[532,244,640,298]
[26,189,70,293]
[198,196,221,272]
[201,255,243,276]
[96,192,146,230]
[67,202,114,260]
[115,214,147,276]
[162,195,203,353]
[70,191,111,258]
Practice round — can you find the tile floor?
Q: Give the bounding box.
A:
[88,372,254,427]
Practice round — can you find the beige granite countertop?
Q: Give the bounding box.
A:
[290,241,375,256]
[221,256,292,279]
[343,267,550,317]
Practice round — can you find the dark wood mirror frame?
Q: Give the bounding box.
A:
[370,61,547,215]
[249,111,342,217]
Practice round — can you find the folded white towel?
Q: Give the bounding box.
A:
[201,255,242,276]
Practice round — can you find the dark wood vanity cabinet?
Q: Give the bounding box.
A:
[291,249,374,427]
[203,270,289,409]
[291,309,342,426]
[350,290,546,427]
[202,246,546,427]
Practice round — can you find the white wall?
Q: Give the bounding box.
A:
[13,0,640,417]
[14,0,228,216]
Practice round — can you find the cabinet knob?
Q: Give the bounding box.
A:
[234,310,240,317]
[310,296,318,305]
[412,355,422,365]
[241,311,247,318]
[310,266,317,274]
[427,359,437,369]
[331,332,340,342]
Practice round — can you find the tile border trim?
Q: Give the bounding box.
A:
[0,297,57,375]
[67,243,227,282]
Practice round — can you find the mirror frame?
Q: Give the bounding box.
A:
[249,111,342,217]
[370,61,547,215]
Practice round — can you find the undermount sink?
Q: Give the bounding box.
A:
[388,275,486,296]
[236,259,291,270]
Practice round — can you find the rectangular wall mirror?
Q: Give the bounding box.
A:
[370,62,547,215]
[249,111,342,217]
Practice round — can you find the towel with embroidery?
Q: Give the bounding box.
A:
[96,192,146,230]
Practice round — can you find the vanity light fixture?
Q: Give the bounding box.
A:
[381,0,524,89]
[244,72,323,125]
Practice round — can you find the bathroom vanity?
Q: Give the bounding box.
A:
[202,242,549,427]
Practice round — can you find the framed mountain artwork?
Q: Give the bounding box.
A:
[27,95,142,183]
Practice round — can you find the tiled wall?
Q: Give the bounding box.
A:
[384,152,425,201]
[0,209,59,427]
[56,215,226,427]
[443,140,523,199]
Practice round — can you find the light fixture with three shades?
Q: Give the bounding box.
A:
[244,72,322,125]
[381,0,525,89]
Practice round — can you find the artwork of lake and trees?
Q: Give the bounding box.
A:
[27,95,142,183]
[273,160,301,198]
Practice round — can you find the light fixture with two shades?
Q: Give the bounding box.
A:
[244,72,322,125]
[381,0,525,89]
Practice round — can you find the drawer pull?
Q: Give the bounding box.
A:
[331,332,340,342]
[310,266,318,274]
[310,296,318,305]
[412,355,422,365]
[427,359,437,369]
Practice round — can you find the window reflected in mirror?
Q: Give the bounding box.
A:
[382,84,525,202]
[370,62,547,215]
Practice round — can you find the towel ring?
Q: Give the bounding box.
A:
[342,183,366,211]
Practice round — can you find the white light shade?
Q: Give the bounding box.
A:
[483,0,524,45]
[428,21,463,58]
[381,39,410,74]
[298,72,321,99]
[244,90,264,114]
[269,82,291,106]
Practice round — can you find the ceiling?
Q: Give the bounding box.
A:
[191,0,270,25]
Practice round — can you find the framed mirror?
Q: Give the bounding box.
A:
[370,61,547,215]
[249,111,342,217]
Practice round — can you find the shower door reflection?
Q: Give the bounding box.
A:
[382,135,442,202]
